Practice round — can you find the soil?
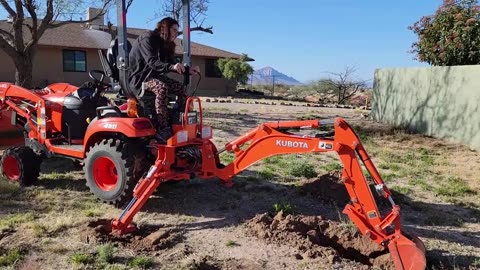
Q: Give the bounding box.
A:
[245,212,394,269]
[0,99,479,269]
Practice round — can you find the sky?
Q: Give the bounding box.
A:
[0,0,446,84]
[118,0,445,84]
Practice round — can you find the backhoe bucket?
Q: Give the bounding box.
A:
[388,233,426,270]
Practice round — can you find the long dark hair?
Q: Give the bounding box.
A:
[155,17,179,57]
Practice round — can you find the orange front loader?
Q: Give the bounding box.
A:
[110,97,427,270]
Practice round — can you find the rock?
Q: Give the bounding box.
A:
[145,228,170,246]
[300,216,320,228]
[205,98,211,102]
[294,253,304,260]
[274,210,284,222]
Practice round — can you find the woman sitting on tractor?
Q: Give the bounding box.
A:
[128,17,200,142]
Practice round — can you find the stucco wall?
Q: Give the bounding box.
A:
[372,65,480,150]
[0,47,235,95]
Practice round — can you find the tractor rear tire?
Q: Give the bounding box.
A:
[84,139,147,208]
[0,146,41,186]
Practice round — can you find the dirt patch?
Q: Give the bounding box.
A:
[183,255,263,270]
[79,219,184,252]
[245,211,394,269]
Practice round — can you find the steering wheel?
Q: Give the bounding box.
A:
[89,70,111,87]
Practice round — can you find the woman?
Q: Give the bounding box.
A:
[128,17,200,142]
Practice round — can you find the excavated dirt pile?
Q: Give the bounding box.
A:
[79,219,184,252]
[245,211,395,269]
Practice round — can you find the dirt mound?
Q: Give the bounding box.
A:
[79,219,184,252]
[245,211,394,269]
[301,171,350,204]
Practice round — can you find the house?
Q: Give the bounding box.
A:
[0,9,251,96]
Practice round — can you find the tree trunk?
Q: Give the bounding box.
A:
[13,52,34,89]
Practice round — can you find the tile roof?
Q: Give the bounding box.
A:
[0,20,246,59]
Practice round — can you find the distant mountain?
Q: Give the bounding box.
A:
[248,66,302,86]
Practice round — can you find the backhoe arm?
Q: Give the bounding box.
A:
[212,117,426,270]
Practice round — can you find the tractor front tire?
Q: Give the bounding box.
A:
[0,146,41,186]
[84,139,146,208]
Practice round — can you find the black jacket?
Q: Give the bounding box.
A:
[128,30,175,94]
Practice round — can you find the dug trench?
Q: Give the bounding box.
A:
[79,171,395,269]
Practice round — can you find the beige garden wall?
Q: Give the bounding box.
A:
[371,65,480,150]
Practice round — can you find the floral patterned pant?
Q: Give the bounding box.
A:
[145,76,187,128]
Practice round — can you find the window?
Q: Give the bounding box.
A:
[205,59,222,78]
[63,50,87,72]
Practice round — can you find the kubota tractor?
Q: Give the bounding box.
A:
[0,0,427,269]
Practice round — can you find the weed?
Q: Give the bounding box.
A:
[129,256,154,269]
[272,202,294,215]
[0,212,35,230]
[392,186,412,195]
[408,177,431,191]
[0,248,23,267]
[69,252,94,265]
[288,162,318,178]
[322,162,343,172]
[258,167,275,181]
[105,264,128,270]
[83,208,101,217]
[226,240,239,247]
[264,155,283,165]
[378,162,401,171]
[28,222,48,237]
[97,244,115,264]
[435,177,476,197]
[381,173,397,183]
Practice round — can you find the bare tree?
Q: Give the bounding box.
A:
[152,0,213,36]
[0,0,113,88]
[320,66,369,104]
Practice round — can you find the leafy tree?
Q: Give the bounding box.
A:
[409,0,480,66]
[217,54,254,86]
[0,0,113,88]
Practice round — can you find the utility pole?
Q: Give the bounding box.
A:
[271,75,276,96]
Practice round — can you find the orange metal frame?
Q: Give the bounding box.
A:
[0,83,155,158]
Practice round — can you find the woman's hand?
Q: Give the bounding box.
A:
[190,66,201,75]
[171,63,185,74]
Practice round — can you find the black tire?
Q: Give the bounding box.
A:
[84,139,147,207]
[0,146,41,186]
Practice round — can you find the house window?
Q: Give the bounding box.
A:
[205,58,222,78]
[63,50,86,72]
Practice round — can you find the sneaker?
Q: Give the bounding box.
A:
[155,126,173,144]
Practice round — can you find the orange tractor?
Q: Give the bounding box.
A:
[0,0,427,269]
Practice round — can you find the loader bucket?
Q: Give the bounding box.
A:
[388,233,426,270]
